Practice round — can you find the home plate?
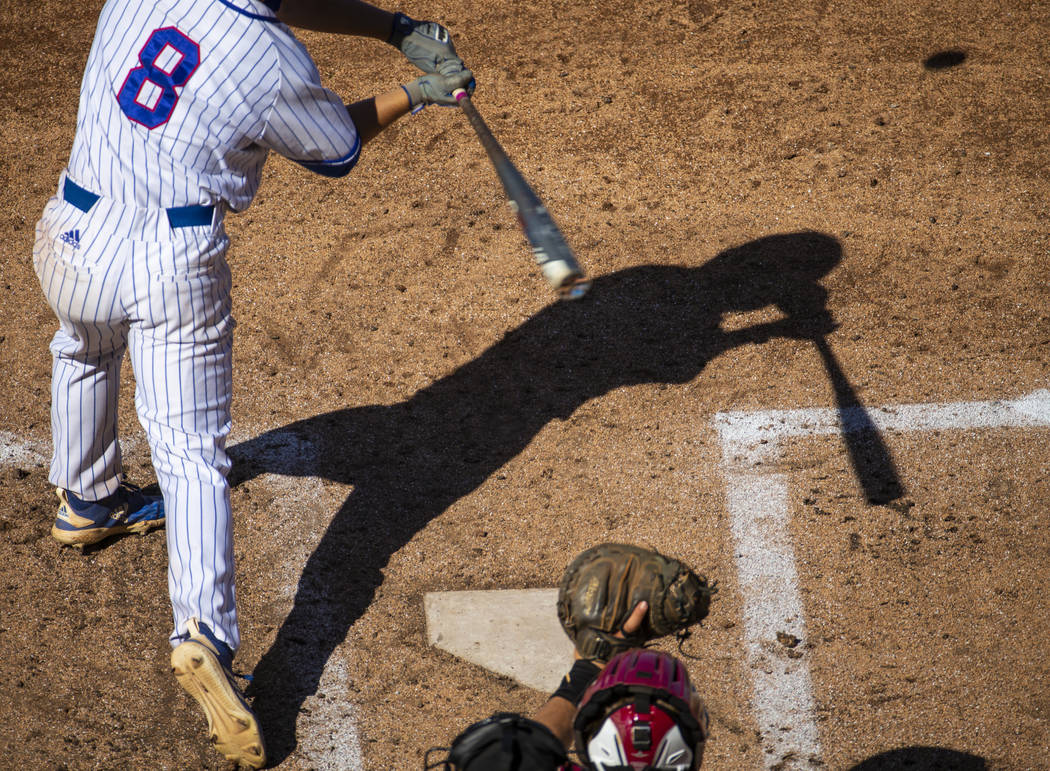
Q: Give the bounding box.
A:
[424,589,575,692]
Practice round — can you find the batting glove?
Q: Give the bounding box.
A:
[389,12,470,76]
[402,65,475,109]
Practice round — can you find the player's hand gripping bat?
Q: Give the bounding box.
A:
[453,89,591,300]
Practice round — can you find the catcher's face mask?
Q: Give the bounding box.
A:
[586,702,694,771]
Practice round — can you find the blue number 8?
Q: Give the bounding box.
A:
[117,27,200,129]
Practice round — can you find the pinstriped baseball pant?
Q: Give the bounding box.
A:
[33,175,241,652]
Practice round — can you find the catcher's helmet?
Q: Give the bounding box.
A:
[573,649,708,771]
[424,712,569,771]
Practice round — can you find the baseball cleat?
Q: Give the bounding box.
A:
[171,618,266,770]
[51,483,165,548]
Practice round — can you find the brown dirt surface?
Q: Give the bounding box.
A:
[1,0,1049,769]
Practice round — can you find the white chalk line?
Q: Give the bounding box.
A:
[714,389,1050,770]
[229,426,364,771]
[0,431,48,467]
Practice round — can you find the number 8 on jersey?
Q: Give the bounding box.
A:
[117,27,200,128]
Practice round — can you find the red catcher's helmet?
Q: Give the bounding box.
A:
[573,649,708,771]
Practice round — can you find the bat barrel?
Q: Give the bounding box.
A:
[555,274,592,300]
[539,255,590,299]
[454,89,591,301]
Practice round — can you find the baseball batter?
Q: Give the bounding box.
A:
[32,0,472,766]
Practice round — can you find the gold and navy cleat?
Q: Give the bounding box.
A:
[51,483,165,548]
[171,618,266,769]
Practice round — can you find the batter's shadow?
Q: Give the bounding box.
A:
[227,230,904,764]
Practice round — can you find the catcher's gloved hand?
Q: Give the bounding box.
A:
[389,12,466,75]
[403,64,475,109]
[557,543,716,662]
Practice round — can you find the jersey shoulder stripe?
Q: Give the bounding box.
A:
[216,0,280,22]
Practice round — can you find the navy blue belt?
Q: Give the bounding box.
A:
[62,177,214,228]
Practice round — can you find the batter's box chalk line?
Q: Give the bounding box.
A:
[714,388,1050,770]
[0,432,49,468]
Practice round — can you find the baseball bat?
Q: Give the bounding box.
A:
[453,89,591,300]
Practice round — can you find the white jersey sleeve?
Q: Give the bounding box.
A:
[257,32,361,178]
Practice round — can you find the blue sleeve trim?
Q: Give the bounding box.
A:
[297,156,359,177]
[294,134,362,178]
[216,0,280,22]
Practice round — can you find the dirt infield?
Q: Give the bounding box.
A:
[1,0,1048,768]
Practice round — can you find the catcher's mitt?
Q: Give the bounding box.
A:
[556,543,715,661]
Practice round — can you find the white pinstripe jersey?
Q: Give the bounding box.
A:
[67,0,361,212]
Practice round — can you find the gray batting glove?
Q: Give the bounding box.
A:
[388,12,467,75]
[402,66,475,109]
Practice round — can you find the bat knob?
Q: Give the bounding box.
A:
[453,88,468,101]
